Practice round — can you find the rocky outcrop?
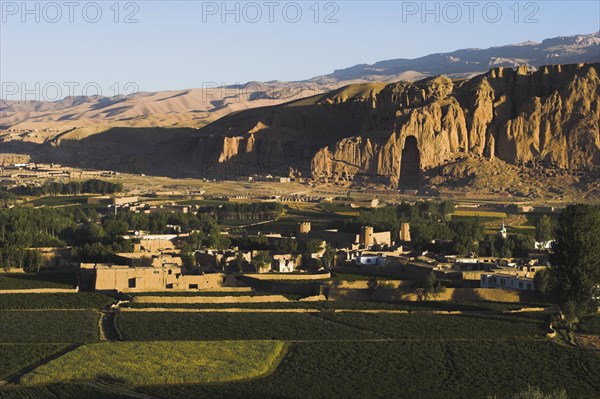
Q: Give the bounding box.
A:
[191,63,599,187]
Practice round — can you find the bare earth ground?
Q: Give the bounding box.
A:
[575,334,600,351]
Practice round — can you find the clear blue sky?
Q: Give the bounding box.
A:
[1,0,599,96]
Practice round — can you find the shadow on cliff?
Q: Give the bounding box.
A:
[2,126,203,178]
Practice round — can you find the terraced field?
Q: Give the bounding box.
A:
[0,310,100,343]
[20,341,284,385]
[0,293,115,310]
[0,289,598,399]
[0,273,77,290]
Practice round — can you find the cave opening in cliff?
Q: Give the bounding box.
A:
[399,136,421,189]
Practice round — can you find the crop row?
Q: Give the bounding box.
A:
[0,273,77,290]
[139,340,600,399]
[0,311,100,343]
[116,311,547,341]
[0,293,115,310]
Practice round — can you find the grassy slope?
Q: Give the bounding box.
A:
[21,341,284,386]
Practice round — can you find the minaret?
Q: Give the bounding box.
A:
[499,222,507,239]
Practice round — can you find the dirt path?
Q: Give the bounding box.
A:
[117,307,549,315]
[575,333,600,350]
[0,289,77,294]
[98,310,121,341]
[237,218,278,229]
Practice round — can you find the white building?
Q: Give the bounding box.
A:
[534,240,554,250]
[480,264,545,291]
[355,255,386,267]
[480,273,535,291]
[272,254,296,273]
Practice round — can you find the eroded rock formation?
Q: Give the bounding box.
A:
[191,63,599,186]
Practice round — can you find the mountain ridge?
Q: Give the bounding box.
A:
[1,32,598,133]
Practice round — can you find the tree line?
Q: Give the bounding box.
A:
[13,179,123,196]
[201,202,284,221]
[0,205,223,269]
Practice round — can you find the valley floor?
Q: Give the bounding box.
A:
[1,285,599,399]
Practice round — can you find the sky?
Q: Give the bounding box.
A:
[1,0,599,98]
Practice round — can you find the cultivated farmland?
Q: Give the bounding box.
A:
[21,341,285,385]
[0,311,99,343]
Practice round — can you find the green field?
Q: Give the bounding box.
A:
[317,312,546,339]
[0,307,598,399]
[139,340,600,399]
[0,293,115,310]
[579,315,600,334]
[0,273,77,290]
[0,344,68,380]
[116,311,547,342]
[0,382,134,398]
[21,341,284,386]
[451,210,508,219]
[117,312,378,341]
[0,311,99,343]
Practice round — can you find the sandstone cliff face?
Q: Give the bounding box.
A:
[192,63,599,186]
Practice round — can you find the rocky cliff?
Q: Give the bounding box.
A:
[191,63,599,187]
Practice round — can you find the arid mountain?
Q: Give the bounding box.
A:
[315,32,600,83]
[1,32,598,133]
[0,83,331,132]
[190,63,599,193]
[2,63,599,199]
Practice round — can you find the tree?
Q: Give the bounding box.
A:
[23,250,44,272]
[0,191,16,208]
[535,215,554,243]
[509,234,535,257]
[207,227,231,250]
[549,204,600,316]
[322,244,336,269]
[251,251,272,273]
[420,273,446,300]
[440,200,455,219]
[181,252,196,268]
[103,220,128,238]
[534,268,551,297]
[451,219,483,255]
[366,277,379,297]
[233,252,246,273]
[305,239,324,254]
[182,231,204,253]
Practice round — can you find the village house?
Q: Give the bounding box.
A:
[80,262,238,292]
[296,222,392,249]
[195,249,252,271]
[272,254,298,273]
[355,254,386,267]
[480,265,546,291]
[122,232,179,252]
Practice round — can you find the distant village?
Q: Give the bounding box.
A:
[0,160,559,300]
[76,194,552,296]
